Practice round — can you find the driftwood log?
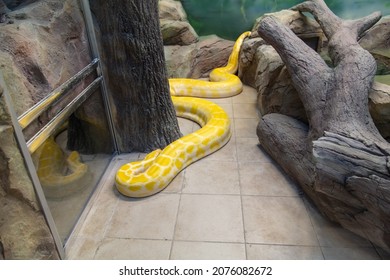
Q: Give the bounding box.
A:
[256,0,390,251]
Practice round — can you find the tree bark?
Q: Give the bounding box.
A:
[88,0,181,152]
[256,0,390,251]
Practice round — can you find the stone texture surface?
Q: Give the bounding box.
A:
[0,0,91,116]
[165,35,234,78]
[160,0,234,79]
[369,82,390,140]
[189,35,234,78]
[164,43,198,78]
[0,1,8,23]
[160,20,198,46]
[1,87,59,259]
[159,0,198,46]
[0,191,59,259]
[159,0,186,21]
[238,37,266,87]
[360,16,390,75]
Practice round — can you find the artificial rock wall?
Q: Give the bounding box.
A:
[0,0,92,259]
[0,84,59,259]
[160,0,235,78]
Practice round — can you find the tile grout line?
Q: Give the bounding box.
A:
[167,120,196,260]
[230,94,250,260]
[300,195,326,260]
[93,193,121,259]
[92,160,122,259]
[232,87,263,260]
[235,87,285,259]
[92,156,135,259]
[65,156,122,259]
[168,178,184,260]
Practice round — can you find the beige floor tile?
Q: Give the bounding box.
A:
[193,125,202,132]
[94,238,171,260]
[178,117,196,136]
[246,244,324,260]
[236,138,272,163]
[239,162,300,197]
[97,178,121,198]
[232,86,258,104]
[216,102,233,118]
[204,97,232,105]
[171,241,246,260]
[175,194,245,243]
[77,189,119,239]
[234,118,259,138]
[163,171,185,194]
[233,103,258,119]
[322,247,381,260]
[105,194,180,240]
[183,160,240,195]
[242,196,318,246]
[67,160,121,240]
[304,198,373,248]
[204,137,237,162]
[65,237,100,260]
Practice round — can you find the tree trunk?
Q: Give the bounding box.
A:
[256,0,390,251]
[88,0,181,153]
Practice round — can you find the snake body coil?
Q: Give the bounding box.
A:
[116,31,251,198]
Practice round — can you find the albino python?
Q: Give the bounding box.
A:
[116,31,251,198]
[32,134,91,199]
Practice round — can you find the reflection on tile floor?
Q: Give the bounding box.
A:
[65,85,389,260]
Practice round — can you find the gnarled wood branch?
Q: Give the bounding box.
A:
[256,0,390,251]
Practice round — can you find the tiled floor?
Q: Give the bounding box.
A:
[65,85,390,260]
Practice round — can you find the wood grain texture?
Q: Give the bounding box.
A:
[91,0,181,152]
[256,0,390,251]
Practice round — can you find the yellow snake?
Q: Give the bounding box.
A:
[32,134,91,199]
[116,31,251,198]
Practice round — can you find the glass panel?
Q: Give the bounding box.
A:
[0,0,116,246]
[29,89,114,244]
